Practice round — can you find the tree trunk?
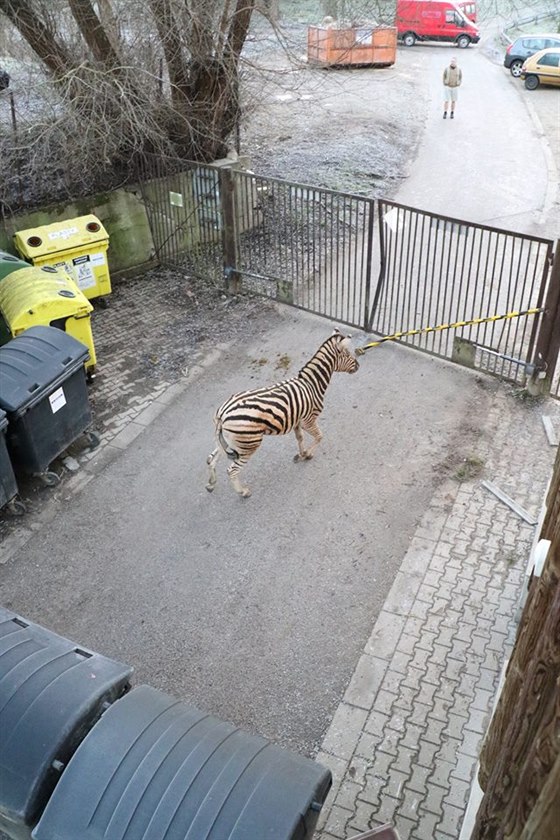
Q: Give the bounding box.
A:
[68,0,120,66]
[0,0,72,77]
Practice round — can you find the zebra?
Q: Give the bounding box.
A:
[206,329,359,498]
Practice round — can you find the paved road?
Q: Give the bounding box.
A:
[0,35,556,771]
[0,312,491,757]
[395,43,550,234]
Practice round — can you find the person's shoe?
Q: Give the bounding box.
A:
[450,112,454,119]
[443,112,447,119]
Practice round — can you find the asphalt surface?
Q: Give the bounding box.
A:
[395,43,549,234]
[0,311,491,756]
[0,37,556,769]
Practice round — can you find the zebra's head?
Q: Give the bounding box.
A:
[331,329,360,373]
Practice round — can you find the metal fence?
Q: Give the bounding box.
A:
[233,170,376,329]
[139,160,558,392]
[139,159,224,284]
[372,200,554,385]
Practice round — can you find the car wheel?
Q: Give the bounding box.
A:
[510,59,523,77]
[457,35,471,49]
[402,32,416,47]
[524,74,540,90]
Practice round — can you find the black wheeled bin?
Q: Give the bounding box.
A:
[33,684,332,840]
[0,608,133,840]
[0,325,98,486]
[0,409,24,515]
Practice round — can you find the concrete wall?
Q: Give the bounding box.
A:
[0,185,156,278]
[0,156,253,282]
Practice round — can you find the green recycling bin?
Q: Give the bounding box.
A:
[0,249,29,281]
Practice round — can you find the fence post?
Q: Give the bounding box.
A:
[529,242,560,395]
[366,199,386,333]
[220,167,241,294]
[362,199,375,332]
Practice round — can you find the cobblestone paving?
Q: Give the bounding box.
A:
[1,268,559,840]
[0,268,275,545]
[314,388,560,839]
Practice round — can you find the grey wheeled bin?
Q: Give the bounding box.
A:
[33,684,332,840]
[0,409,25,515]
[0,608,133,840]
[0,325,99,487]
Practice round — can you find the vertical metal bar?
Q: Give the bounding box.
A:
[220,167,240,293]
[368,199,386,333]
[530,242,560,393]
[426,215,441,355]
[526,242,553,372]
[417,212,430,350]
[405,208,419,347]
[364,200,376,331]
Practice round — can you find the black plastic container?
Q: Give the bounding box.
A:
[0,326,95,485]
[0,409,23,514]
[33,684,332,840]
[0,608,132,840]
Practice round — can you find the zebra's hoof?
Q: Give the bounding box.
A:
[293,454,302,463]
[206,484,215,493]
[240,489,252,499]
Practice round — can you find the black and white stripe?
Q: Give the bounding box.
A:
[206,329,359,498]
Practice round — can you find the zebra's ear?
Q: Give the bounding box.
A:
[332,328,341,336]
[340,336,353,350]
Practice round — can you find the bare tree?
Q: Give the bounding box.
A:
[0,0,258,208]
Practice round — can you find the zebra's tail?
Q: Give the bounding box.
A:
[216,417,239,460]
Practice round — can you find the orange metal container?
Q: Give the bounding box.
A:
[307,25,397,68]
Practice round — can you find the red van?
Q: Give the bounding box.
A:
[458,1,477,22]
[396,0,480,48]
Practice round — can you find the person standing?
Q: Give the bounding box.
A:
[443,57,462,119]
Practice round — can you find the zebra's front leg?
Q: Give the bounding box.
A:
[299,416,323,460]
[293,423,308,463]
[206,446,220,492]
[227,458,252,498]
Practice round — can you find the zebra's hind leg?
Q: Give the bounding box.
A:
[293,424,308,462]
[206,446,221,492]
[227,456,253,499]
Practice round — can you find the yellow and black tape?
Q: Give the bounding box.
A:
[355,308,543,356]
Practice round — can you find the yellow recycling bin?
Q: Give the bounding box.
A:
[13,215,111,302]
[0,265,96,372]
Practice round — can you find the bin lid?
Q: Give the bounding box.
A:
[13,214,109,260]
[0,264,92,334]
[0,607,133,830]
[33,684,332,840]
[0,249,29,278]
[0,325,89,414]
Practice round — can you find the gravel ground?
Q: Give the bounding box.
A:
[240,22,428,196]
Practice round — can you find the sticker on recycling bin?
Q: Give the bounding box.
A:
[90,251,106,266]
[49,387,67,414]
[72,254,96,290]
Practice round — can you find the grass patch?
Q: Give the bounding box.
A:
[275,353,292,371]
[511,387,545,406]
[454,455,485,482]
[250,357,269,368]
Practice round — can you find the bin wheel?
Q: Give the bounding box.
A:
[41,471,60,487]
[7,498,26,516]
[85,430,101,450]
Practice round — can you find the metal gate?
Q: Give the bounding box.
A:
[140,160,558,392]
[372,200,555,386]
